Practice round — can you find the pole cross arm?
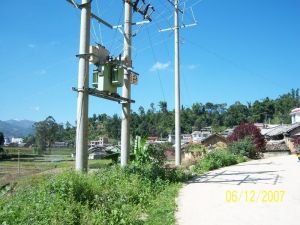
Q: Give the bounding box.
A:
[113,20,150,29]
[66,0,113,29]
[159,22,198,32]
[72,87,135,103]
[90,13,113,29]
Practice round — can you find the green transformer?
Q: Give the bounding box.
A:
[92,63,124,94]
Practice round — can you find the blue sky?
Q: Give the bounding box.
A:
[0,0,299,124]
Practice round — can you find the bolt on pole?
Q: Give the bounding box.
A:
[174,0,181,166]
[75,0,91,172]
[121,0,133,167]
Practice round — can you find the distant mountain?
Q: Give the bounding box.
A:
[0,120,35,138]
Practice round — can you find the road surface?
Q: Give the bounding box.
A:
[176,155,300,225]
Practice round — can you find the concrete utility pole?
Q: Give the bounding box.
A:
[121,0,133,167]
[174,0,181,166]
[160,0,197,166]
[75,0,91,172]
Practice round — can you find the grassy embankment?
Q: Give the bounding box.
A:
[0,147,248,225]
[0,164,187,225]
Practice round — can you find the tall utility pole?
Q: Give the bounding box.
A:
[121,0,133,167]
[160,1,196,166]
[174,0,181,166]
[75,0,91,172]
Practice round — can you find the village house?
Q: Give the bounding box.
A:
[291,107,300,124]
[168,134,192,144]
[147,136,159,143]
[191,129,212,143]
[11,137,24,145]
[4,137,10,146]
[221,128,234,138]
[89,137,108,147]
[262,108,300,154]
[53,142,69,148]
[201,134,228,148]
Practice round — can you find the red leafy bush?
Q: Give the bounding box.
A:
[293,137,300,146]
[228,123,266,152]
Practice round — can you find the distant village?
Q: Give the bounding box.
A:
[3,108,300,159]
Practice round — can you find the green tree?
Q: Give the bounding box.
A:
[224,101,250,127]
[34,116,59,152]
[158,101,168,113]
[0,132,4,146]
[23,135,35,146]
[249,98,275,123]
[273,89,300,123]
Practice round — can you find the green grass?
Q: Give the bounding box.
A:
[145,183,182,225]
[3,147,36,155]
[4,147,75,156]
[192,149,247,174]
[0,151,111,187]
[0,147,251,225]
[0,164,188,225]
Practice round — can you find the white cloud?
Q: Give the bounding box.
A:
[34,106,40,111]
[28,44,36,48]
[187,64,198,70]
[150,61,170,72]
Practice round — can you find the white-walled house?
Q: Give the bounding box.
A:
[168,134,192,144]
[4,137,10,146]
[192,130,212,143]
[89,137,108,147]
[291,108,300,124]
[11,137,24,145]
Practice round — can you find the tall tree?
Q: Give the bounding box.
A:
[224,101,250,127]
[0,132,4,146]
[158,101,168,113]
[34,116,59,152]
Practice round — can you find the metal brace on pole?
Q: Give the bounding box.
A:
[66,0,114,29]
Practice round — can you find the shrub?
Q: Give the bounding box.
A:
[0,148,9,160]
[0,165,189,225]
[228,123,266,152]
[185,144,207,154]
[293,136,300,147]
[228,137,258,159]
[132,136,166,166]
[193,149,247,173]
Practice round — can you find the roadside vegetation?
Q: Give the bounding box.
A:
[192,123,265,173]
[0,124,267,225]
[0,166,188,225]
[0,138,189,225]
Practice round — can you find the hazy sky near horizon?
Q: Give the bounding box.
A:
[0,0,299,123]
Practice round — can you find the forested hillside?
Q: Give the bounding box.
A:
[45,89,300,144]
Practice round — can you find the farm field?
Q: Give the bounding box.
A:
[0,147,111,187]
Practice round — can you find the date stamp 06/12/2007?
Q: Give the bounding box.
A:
[225,190,286,203]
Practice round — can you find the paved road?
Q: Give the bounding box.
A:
[176,155,300,225]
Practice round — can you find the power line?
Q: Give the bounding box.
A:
[95,0,104,45]
[146,27,167,102]
[183,38,290,90]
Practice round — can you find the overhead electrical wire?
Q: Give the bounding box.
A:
[146,27,167,102]
[95,0,104,45]
[183,38,290,90]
